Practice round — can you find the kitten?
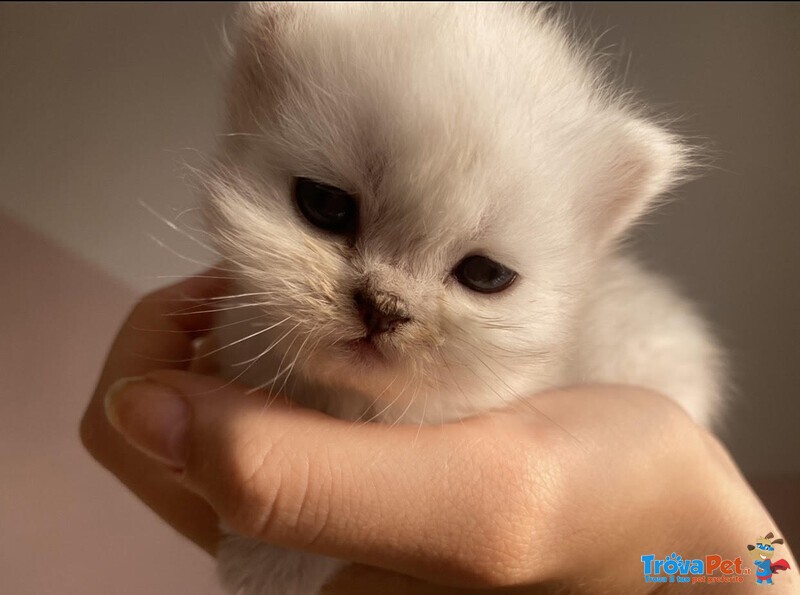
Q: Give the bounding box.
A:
[200,3,724,593]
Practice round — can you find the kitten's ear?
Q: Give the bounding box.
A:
[224,2,294,136]
[238,2,295,21]
[588,118,690,247]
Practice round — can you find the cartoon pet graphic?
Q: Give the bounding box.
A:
[747,532,791,585]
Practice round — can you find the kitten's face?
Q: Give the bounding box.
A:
[203,3,684,421]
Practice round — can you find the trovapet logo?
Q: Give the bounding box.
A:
[642,532,793,585]
[641,553,750,584]
[746,532,791,586]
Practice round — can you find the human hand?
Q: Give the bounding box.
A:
[81,273,797,593]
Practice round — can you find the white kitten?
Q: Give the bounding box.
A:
[199,3,724,593]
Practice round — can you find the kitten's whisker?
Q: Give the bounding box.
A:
[389,371,422,428]
[349,371,400,427]
[230,321,301,367]
[149,274,239,281]
[196,316,292,359]
[362,370,416,424]
[146,233,239,273]
[276,330,318,399]
[163,291,279,314]
[139,199,224,259]
[246,363,295,395]
[413,382,428,446]
[165,301,266,317]
[451,336,521,371]
[189,291,283,303]
[435,350,469,428]
[452,334,541,367]
[200,320,296,394]
[269,327,308,400]
[288,328,334,396]
[137,316,291,364]
[172,206,202,223]
[217,132,264,139]
[459,344,580,445]
[182,223,217,242]
[146,326,298,399]
[131,312,265,334]
[245,324,307,401]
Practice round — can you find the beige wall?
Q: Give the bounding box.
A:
[0,212,224,594]
[0,3,229,289]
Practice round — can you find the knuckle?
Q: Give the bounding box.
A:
[449,440,541,587]
[457,524,533,587]
[214,433,283,538]
[210,431,330,545]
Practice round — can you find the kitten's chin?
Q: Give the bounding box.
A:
[342,337,388,366]
[304,337,405,394]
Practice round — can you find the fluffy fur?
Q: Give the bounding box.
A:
[198,3,724,593]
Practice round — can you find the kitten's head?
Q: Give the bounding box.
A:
[203,2,688,421]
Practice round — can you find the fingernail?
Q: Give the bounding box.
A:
[104,376,189,468]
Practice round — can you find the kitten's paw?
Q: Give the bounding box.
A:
[217,534,343,595]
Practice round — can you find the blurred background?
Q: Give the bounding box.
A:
[1,3,798,593]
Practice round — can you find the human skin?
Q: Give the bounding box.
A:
[80,272,797,594]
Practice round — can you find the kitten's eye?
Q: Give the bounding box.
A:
[453,255,517,294]
[294,177,358,235]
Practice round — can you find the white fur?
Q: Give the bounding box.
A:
[198,3,723,593]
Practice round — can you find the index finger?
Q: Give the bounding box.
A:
[95,269,230,393]
[80,268,231,554]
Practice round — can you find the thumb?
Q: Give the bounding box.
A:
[103,369,531,587]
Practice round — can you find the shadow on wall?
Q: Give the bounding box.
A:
[0,212,225,594]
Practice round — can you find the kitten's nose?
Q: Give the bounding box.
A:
[353,290,410,336]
